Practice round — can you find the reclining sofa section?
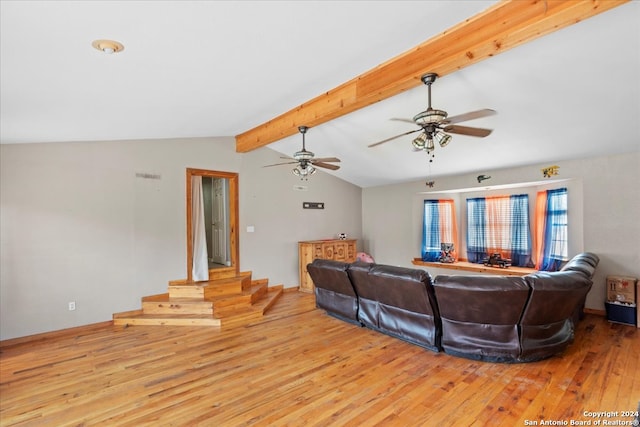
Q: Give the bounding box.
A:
[307,253,598,363]
[432,275,529,362]
[348,262,441,352]
[306,259,359,325]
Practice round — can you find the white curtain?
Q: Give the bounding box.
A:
[192,176,209,281]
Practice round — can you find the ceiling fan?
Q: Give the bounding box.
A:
[263,125,341,179]
[368,73,496,161]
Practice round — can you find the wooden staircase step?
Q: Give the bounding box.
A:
[204,273,252,298]
[218,286,284,327]
[113,313,221,327]
[168,272,252,299]
[215,285,284,319]
[112,271,284,328]
[210,283,267,313]
[254,285,284,314]
[141,294,214,315]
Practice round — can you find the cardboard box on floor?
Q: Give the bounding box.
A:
[606,276,637,304]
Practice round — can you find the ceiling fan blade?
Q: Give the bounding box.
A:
[390,118,415,124]
[368,128,422,148]
[442,109,496,125]
[312,157,341,163]
[262,161,298,168]
[313,162,340,171]
[443,124,493,138]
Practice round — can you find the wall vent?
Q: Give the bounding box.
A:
[135,172,162,180]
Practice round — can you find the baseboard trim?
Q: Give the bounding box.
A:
[584,308,606,317]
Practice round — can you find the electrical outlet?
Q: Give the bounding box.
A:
[68,301,76,311]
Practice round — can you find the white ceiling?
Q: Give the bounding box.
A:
[1,1,639,188]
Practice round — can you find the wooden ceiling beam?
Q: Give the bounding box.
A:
[235,0,628,152]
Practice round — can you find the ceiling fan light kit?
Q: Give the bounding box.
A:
[292,164,316,179]
[434,132,452,148]
[368,72,496,162]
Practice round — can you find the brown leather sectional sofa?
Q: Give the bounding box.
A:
[306,252,598,363]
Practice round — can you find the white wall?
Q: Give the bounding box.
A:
[362,152,640,311]
[2,139,637,339]
[0,138,362,340]
[239,145,362,290]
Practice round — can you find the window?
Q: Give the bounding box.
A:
[466,194,533,267]
[535,188,568,271]
[422,199,458,262]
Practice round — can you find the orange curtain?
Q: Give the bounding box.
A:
[438,200,459,261]
[485,196,510,260]
[534,191,547,269]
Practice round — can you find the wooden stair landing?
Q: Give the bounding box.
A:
[113,272,283,327]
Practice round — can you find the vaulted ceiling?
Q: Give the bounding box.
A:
[1,1,638,187]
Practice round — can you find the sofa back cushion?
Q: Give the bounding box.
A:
[307,259,359,323]
[522,270,593,325]
[347,262,377,327]
[560,252,600,278]
[347,261,375,298]
[433,275,530,324]
[576,252,599,268]
[307,259,356,297]
[368,265,436,316]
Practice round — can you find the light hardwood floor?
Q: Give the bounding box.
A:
[1,291,638,426]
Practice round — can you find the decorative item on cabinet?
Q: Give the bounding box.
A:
[298,239,357,293]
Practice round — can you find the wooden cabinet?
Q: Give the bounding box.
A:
[298,239,357,293]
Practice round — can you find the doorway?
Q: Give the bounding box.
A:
[202,176,230,268]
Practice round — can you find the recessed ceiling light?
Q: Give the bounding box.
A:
[91,39,124,54]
